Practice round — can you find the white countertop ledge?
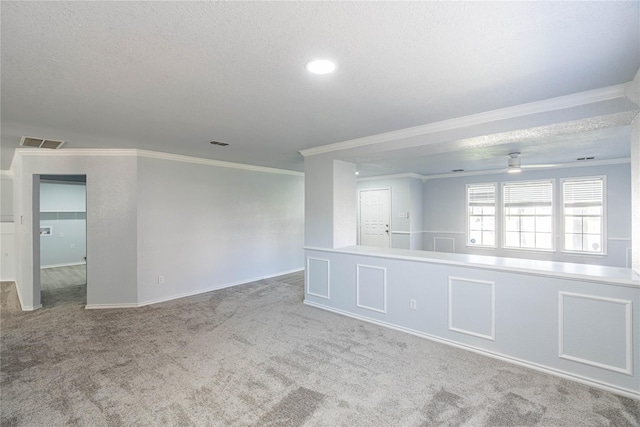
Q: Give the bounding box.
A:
[304,245,640,288]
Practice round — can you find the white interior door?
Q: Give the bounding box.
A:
[359,189,390,248]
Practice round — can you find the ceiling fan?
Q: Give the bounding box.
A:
[506,152,561,173]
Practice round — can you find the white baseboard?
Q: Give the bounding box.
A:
[138,267,304,307]
[303,299,640,400]
[13,281,42,311]
[85,303,139,310]
[41,262,86,269]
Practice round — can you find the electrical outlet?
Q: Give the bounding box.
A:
[158,275,164,284]
[410,299,417,310]
[70,243,75,249]
[59,232,64,238]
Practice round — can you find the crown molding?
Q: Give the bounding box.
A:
[137,150,303,177]
[625,68,640,105]
[300,84,628,158]
[357,172,424,182]
[14,147,137,157]
[422,158,631,180]
[10,148,303,177]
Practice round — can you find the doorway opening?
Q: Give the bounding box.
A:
[358,188,391,248]
[39,175,87,307]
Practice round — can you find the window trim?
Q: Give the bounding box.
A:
[560,175,607,256]
[466,182,497,249]
[501,179,556,253]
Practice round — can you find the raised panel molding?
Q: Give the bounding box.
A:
[448,277,495,341]
[558,292,633,375]
[306,257,330,299]
[356,264,387,313]
[434,237,455,253]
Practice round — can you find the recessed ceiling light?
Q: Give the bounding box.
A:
[305,59,336,74]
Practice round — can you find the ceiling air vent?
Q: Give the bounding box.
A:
[209,140,230,147]
[20,136,66,149]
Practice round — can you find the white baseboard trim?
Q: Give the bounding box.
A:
[303,299,640,400]
[13,280,41,311]
[41,262,86,269]
[85,303,139,309]
[85,268,305,309]
[138,267,304,307]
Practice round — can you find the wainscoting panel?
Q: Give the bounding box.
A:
[559,292,632,375]
[356,264,387,313]
[306,257,330,299]
[448,277,495,340]
[434,237,455,253]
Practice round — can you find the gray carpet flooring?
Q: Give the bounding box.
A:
[1,272,639,426]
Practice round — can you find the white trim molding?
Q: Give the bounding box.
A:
[356,264,387,314]
[434,237,455,253]
[300,84,627,157]
[85,303,140,310]
[357,173,424,182]
[558,292,633,376]
[306,257,330,299]
[137,150,303,176]
[422,158,630,181]
[11,147,303,177]
[448,277,496,341]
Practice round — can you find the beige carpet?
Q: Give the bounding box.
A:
[1,272,639,426]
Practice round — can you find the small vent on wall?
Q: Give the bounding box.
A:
[20,136,66,149]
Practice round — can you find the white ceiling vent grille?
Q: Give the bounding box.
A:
[19,136,66,149]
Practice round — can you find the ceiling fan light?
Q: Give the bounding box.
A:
[508,152,521,169]
[508,167,522,173]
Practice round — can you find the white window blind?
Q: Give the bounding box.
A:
[467,183,496,247]
[563,179,603,208]
[503,181,553,207]
[563,177,604,253]
[503,180,554,250]
[468,184,496,206]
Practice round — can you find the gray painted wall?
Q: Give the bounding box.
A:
[304,155,335,248]
[1,174,15,280]
[1,174,13,222]
[423,163,631,267]
[13,153,139,309]
[136,156,304,305]
[40,182,86,268]
[13,150,305,309]
[304,155,357,249]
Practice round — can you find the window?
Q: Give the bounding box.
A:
[467,183,496,247]
[503,180,554,250]
[562,177,605,254]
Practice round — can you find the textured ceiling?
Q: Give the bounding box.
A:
[1,1,639,171]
